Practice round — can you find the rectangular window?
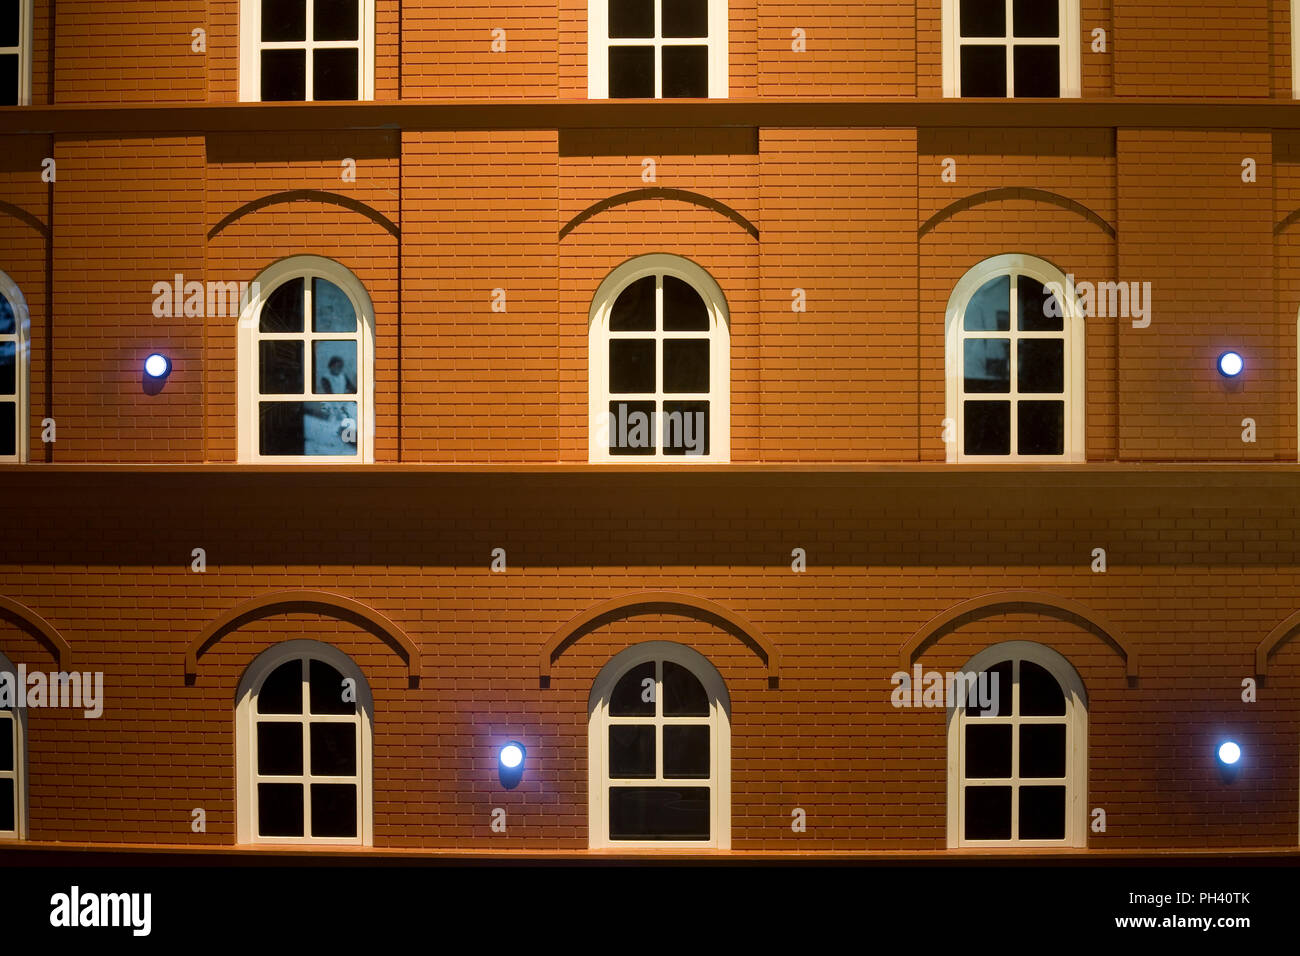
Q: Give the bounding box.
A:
[0,0,31,106]
[239,0,374,102]
[943,0,1079,98]
[589,0,728,98]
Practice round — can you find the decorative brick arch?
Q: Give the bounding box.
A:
[540,591,779,682]
[559,187,760,242]
[207,189,399,240]
[919,187,1116,239]
[901,590,1137,678]
[0,596,72,670]
[185,590,418,681]
[1255,609,1300,676]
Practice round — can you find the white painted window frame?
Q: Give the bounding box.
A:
[235,639,374,846]
[588,0,728,98]
[588,640,731,849]
[0,650,28,840]
[238,0,375,102]
[0,269,29,464]
[588,253,730,463]
[237,255,375,463]
[1,0,32,105]
[941,0,1080,98]
[944,253,1084,463]
[946,640,1087,848]
[1294,0,1300,99]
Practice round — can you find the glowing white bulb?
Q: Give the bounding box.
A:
[144,353,170,378]
[1218,352,1243,377]
[499,743,524,769]
[1218,741,1241,765]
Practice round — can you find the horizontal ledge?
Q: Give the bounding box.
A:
[3,98,1300,135]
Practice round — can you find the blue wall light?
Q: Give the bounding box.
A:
[498,741,526,789]
[1217,352,1244,377]
[144,353,171,379]
[1217,740,1241,766]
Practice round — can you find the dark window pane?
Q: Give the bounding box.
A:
[305,401,357,456]
[309,659,355,715]
[609,339,655,393]
[260,402,306,455]
[964,275,1010,331]
[1018,339,1063,393]
[609,661,655,716]
[960,0,1005,37]
[1020,661,1066,715]
[259,340,304,394]
[0,295,13,334]
[310,783,357,838]
[0,340,13,393]
[608,400,656,455]
[257,722,303,775]
[964,339,1009,393]
[662,660,709,716]
[663,339,709,393]
[609,46,655,97]
[261,49,306,101]
[964,400,1010,455]
[609,0,654,38]
[1013,0,1058,37]
[313,341,357,395]
[663,725,709,778]
[262,0,306,41]
[1017,400,1064,455]
[964,785,1011,840]
[314,0,358,40]
[0,778,13,832]
[609,787,710,840]
[0,402,13,457]
[0,54,15,106]
[0,0,17,47]
[1018,275,1063,331]
[1019,785,1066,839]
[1020,724,1066,778]
[0,714,11,771]
[261,279,304,333]
[662,275,710,330]
[662,400,709,456]
[258,782,304,837]
[663,0,709,37]
[310,722,356,776]
[611,276,656,331]
[960,45,1006,97]
[609,725,655,778]
[662,45,708,97]
[965,660,1012,718]
[965,723,1012,778]
[1014,44,1060,97]
[314,48,358,100]
[313,278,357,332]
[257,660,303,714]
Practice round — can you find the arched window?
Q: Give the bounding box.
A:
[588,254,730,462]
[945,253,1084,462]
[942,0,1080,97]
[588,0,729,98]
[0,650,27,839]
[588,641,730,848]
[238,256,374,462]
[235,640,373,845]
[947,641,1087,847]
[0,270,29,463]
[239,0,376,101]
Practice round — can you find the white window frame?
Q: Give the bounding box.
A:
[0,269,29,464]
[235,639,374,846]
[237,255,375,463]
[0,650,28,840]
[588,0,728,98]
[1,0,32,105]
[1294,0,1300,99]
[238,0,375,102]
[941,0,1080,98]
[588,640,731,849]
[588,254,730,463]
[944,253,1084,463]
[946,640,1087,848]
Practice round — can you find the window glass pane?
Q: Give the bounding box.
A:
[1020,724,1066,778]
[964,785,1011,840]
[1019,785,1066,839]
[1013,45,1060,97]
[610,661,656,716]
[314,0,359,40]
[303,401,358,456]
[609,786,710,840]
[1013,0,1059,38]
[262,0,306,41]
[313,341,357,395]
[0,1,17,47]
[1019,661,1066,715]
[609,0,654,38]
[663,725,709,778]
[964,276,1009,331]
[611,276,656,331]
[259,340,304,394]
[662,661,709,716]
[257,660,303,714]
[608,725,655,778]
[1017,400,1064,455]
[662,45,708,97]
[609,339,655,393]
[312,278,357,332]
[0,340,13,393]
[662,401,709,456]
[309,659,356,715]
[1018,339,1063,393]
[314,48,359,100]
[260,279,305,333]
[608,400,657,455]
[964,339,1009,393]
[662,339,709,393]
[257,722,304,775]
[609,46,655,97]
[965,660,1012,717]
[310,783,357,838]
[0,295,13,334]
[311,723,357,776]
[258,782,304,836]
[259,402,306,455]
[960,45,1006,96]
[960,0,1005,37]
[662,0,709,38]
[1017,275,1064,331]
[261,49,307,101]
[0,778,13,833]
[0,402,13,457]
[662,275,710,330]
[964,723,1012,778]
[0,54,14,107]
[963,400,1010,455]
[0,714,11,771]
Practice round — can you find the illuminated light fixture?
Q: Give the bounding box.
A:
[144,353,171,378]
[1217,352,1244,377]
[1217,741,1242,766]
[499,742,525,770]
